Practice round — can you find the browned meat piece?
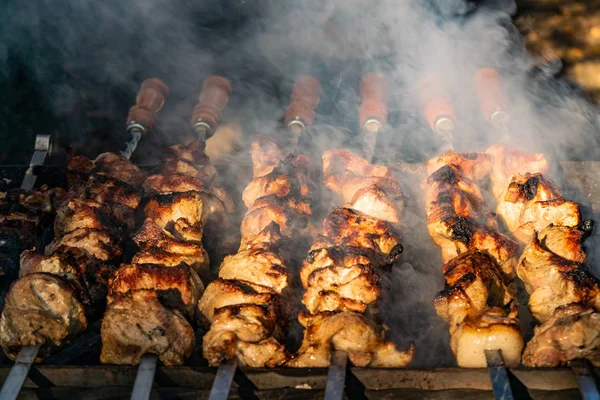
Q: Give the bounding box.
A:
[145,191,204,230]
[496,173,581,243]
[101,290,195,366]
[424,165,485,222]
[45,228,122,263]
[202,304,287,367]
[514,199,581,244]
[54,198,122,237]
[198,279,275,324]
[66,154,95,190]
[242,160,310,209]
[144,173,208,196]
[0,273,87,361]
[349,184,402,224]
[145,191,230,237]
[426,150,494,182]
[218,247,289,293]
[108,263,204,318]
[428,216,518,281]
[518,231,600,322]
[323,150,402,203]
[486,144,549,200]
[85,173,141,228]
[94,152,146,188]
[302,265,380,313]
[250,137,285,177]
[433,250,513,328]
[300,243,386,288]
[134,219,203,256]
[450,307,523,368]
[522,304,600,367]
[287,311,414,368]
[241,195,310,241]
[322,207,402,259]
[164,140,217,180]
[538,225,588,263]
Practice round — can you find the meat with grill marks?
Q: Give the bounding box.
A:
[522,304,600,367]
[287,311,415,368]
[0,186,65,301]
[486,143,549,200]
[289,150,413,368]
[1,153,145,361]
[428,216,518,281]
[433,250,513,329]
[199,137,311,368]
[496,173,581,244]
[426,149,494,182]
[323,149,403,222]
[101,139,232,366]
[424,150,524,368]
[517,227,600,322]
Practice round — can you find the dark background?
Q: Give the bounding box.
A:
[0,0,597,166]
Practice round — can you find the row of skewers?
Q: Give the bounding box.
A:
[1,65,600,380]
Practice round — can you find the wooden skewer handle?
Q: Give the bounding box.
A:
[126,78,169,134]
[359,72,388,132]
[191,75,232,137]
[284,76,322,131]
[418,73,455,132]
[473,67,508,123]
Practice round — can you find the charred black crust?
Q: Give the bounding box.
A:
[462,152,479,160]
[580,219,595,241]
[388,243,403,263]
[518,175,539,201]
[151,190,199,206]
[428,165,458,185]
[445,216,476,244]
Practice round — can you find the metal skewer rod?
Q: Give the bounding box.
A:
[0,134,52,400]
[0,342,41,399]
[571,359,600,400]
[359,72,388,162]
[208,358,238,400]
[324,350,348,400]
[130,354,158,400]
[485,349,514,400]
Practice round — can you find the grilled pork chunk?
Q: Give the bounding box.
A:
[0,273,87,361]
[486,144,549,200]
[518,229,600,322]
[450,307,523,368]
[200,138,311,367]
[428,216,518,281]
[426,150,494,182]
[434,250,513,329]
[323,149,404,219]
[522,303,600,367]
[287,311,414,368]
[101,290,195,366]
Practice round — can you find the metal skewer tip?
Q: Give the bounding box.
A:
[485,349,514,400]
[571,359,600,400]
[130,353,158,400]
[0,344,41,400]
[208,358,238,400]
[324,350,348,400]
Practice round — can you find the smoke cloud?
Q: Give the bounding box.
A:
[2,0,600,366]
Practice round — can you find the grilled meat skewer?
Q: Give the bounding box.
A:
[424,150,524,368]
[287,149,414,368]
[0,154,145,361]
[198,138,312,367]
[487,144,600,367]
